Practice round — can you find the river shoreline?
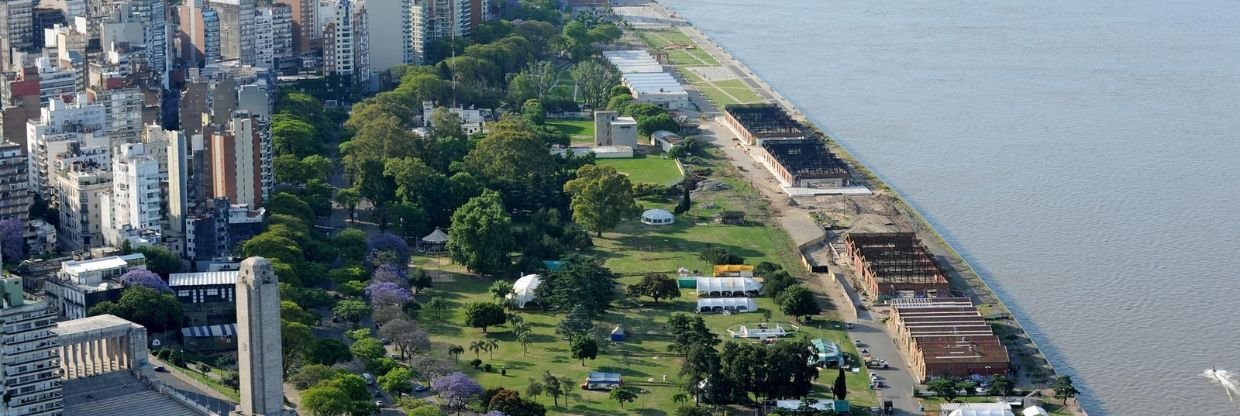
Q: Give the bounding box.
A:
[613,1,1085,413]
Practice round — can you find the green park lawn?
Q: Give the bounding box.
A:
[548,119,595,145]
[597,156,684,186]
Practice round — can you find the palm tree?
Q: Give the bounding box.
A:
[469,340,486,359]
[427,297,447,321]
[485,339,500,360]
[448,344,465,363]
[514,323,532,355]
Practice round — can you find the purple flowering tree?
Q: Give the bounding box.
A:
[431,372,484,415]
[366,281,413,306]
[366,232,411,268]
[483,411,506,416]
[0,219,23,262]
[372,263,409,287]
[118,269,171,293]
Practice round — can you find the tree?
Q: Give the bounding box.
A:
[513,322,533,355]
[522,99,546,126]
[117,269,170,292]
[485,338,501,360]
[569,335,598,366]
[448,191,514,275]
[487,389,546,416]
[350,337,388,363]
[367,232,412,268]
[282,300,318,326]
[333,229,368,264]
[958,380,979,396]
[366,281,413,306]
[410,268,433,295]
[427,297,448,320]
[676,407,713,416]
[0,219,23,263]
[464,302,507,333]
[832,367,847,400]
[380,318,431,359]
[1052,376,1079,404]
[335,188,361,222]
[559,376,575,406]
[927,378,959,402]
[637,113,680,137]
[666,314,719,354]
[301,385,352,416]
[525,380,544,403]
[441,345,461,364]
[282,320,314,374]
[290,364,340,389]
[379,366,416,394]
[432,372,484,415]
[332,299,371,325]
[134,245,183,277]
[699,247,744,266]
[778,285,821,322]
[555,304,594,340]
[461,119,560,213]
[534,256,618,316]
[986,374,1015,396]
[88,286,182,332]
[571,60,617,109]
[609,387,638,409]
[489,280,515,304]
[541,372,562,407]
[563,164,639,236]
[762,271,798,299]
[307,339,353,365]
[469,340,487,359]
[627,272,680,304]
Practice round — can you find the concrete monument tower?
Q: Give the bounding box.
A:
[234,257,285,416]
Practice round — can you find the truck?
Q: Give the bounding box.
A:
[866,358,889,369]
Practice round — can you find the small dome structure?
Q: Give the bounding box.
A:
[1021,407,1049,416]
[640,209,675,225]
[507,274,542,308]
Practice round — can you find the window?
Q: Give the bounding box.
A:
[178,290,190,297]
[206,288,218,296]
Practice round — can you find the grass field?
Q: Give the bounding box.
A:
[549,119,595,145]
[635,29,766,107]
[597,156,684,186]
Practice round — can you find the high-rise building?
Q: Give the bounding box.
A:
[322,0,368,82]
[166,128,188,247]
[0,273,63,416]
[34,56,76,104]
[54,165,110,250]
[101,143,161,247]
[177,0,222,67]
[211,0,257,66]
[405,0,486,66]
[115,0,168,77]
[0,141,31,221]
[209,112,270,209]
[32,7,67,50]
[91,86,143,147]
[366,0,407,72]
[234,257,284,416]
[253,8,275,71]
[269,4,294,64]
[0,0,36,70]
[274,0,316,55]
[25,96,107,198]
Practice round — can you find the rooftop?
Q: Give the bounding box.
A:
[603,50,665,73]
[622,72,688,96]
[168,271,237,287]
[55,314,144,336]
[63,372,204,416]
[61,254,145,275]
[725,104,802,138]
[761,138,849,178]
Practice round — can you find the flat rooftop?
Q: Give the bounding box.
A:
[61,254,144,275]
[725,104,802,137]
[845,232,948,285]
[603,50,665,73]
[761,138,849,178]
[168,271,237,287]
[55,314,142,336]
[622,72,687,96]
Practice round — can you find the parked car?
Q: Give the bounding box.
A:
[413,383,428,392]
[153,366,167,373]
[362,373,375,385]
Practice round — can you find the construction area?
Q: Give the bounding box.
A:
[843,232,951,299]
[757,138,851,188]
[723,104,804,145]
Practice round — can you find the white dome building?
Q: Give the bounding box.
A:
[640,208,675,225]
[507,274,542,308]
[1021,406,1049,416]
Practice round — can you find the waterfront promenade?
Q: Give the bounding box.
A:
[613,1,1081,414]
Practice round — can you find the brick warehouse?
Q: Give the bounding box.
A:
[888,297,1010,381]
[844,232,951,298]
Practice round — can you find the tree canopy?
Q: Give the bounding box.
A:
[448,191,515,275]
[563,164,640,236]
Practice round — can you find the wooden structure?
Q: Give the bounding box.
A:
[756,138,850,188]
[722,104,803,145]
[843,232,950,298]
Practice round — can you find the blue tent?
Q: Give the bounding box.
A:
[610,326,625,341]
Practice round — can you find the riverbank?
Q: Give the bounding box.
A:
[612,1,1083,414]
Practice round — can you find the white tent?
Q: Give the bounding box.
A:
[641,209,675,225]
[941,403,1015,416]
[1021,407,1049,416]
[696,277,762,297]
[696,297,757,314]
[507,274,542,308]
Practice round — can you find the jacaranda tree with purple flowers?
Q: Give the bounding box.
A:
[432,372,484,415]
[366,232,410,268]
[372,263,409,287]
[117,269,171,293]
[365,281,412,306]
[0,219,23,263]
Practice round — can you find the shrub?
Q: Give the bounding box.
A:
[470,359,483,369]
[483,363,493,372]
